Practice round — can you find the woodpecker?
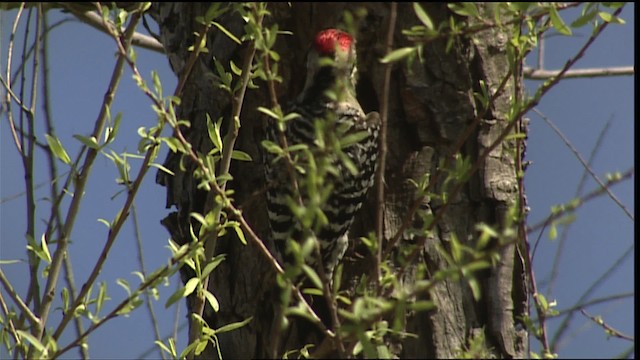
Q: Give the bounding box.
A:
[263,29,380,284]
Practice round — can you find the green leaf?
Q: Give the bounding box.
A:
[204,3,223,23]
[61,287,70,311]
[39,233,52,264]
[231,222,247,245]
[260,140,282,155]
[598,11,625,24]
[117,297,143,316]
[45,134,71,164]
[413,3,433,30]
[183,277,200,297]
[467,278,481,301]
[571,8,598,28]
[190,212,207,227]
[151,70,163,98]
[73,134,100,149]
[548,222,558,240]
[301,265,322,290]
[26,234,50,263]
[207,115,223,152]
[212,21,241,44]
[257,106,280,120]
[448,2,480,17]
[536,293,549,310]
[229,60,242,76]
[96,282,107,315]
[98,219,111,229]
[17,330,46,356]
[231,150,252,162]
[155,340,175,358]
[380,47,416,64]
[549,6,572,36]
[165,286,186,308]
[0,259,20,265]
[106,112,123,144]
[215,316,253,334]
[410,300,436,311]
[377,344,392,359]
[302,288,323,296]
[201,255,226,279]
[204,290,220,312]
[340,130,371,149]
[475,223,497,250]
[150,162,175,177]
[117,278,131,296]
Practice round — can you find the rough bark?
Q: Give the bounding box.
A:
[153,3,527,358]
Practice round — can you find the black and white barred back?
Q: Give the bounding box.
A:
[264,99,379,278]
[263,28,380,281]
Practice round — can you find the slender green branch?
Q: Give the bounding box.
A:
[382,68,514,260]
[194,7,262,347]
[3,3,26,154]
[580,309,634,342]
[0,269,40,326]
[550,242,634,351]
[0,291,21,348]
[37,8,143,343]
[548,292,633,319]
[23,1,43,317]
[524,65,633,79]
[51,11,163,340]
[527,168,633,235]
[58,3,165,53]
[547,116,614,294]
[375,1,397,288]
[132,203,167,360]
[52,239,205,358]
[226,206,331,335]
[533,108,633,220]
[397,5,627,276]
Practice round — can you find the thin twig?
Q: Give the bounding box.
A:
[227,207,331,334]
[19,8,42,347]
[526,168,633,234]
[533,108,633,220]
[0,290,21,347]
[3,3,26,154]
[381,67,514,260]
[43,8,144,343]
[52,239,205,358]
[547,115,614,294]
[132,203,167,360]
[0,269,40,325]
[536,31,544,70]
[58,3,165,53]
[547,292,633,318]
[524,66,633,79]
[375,1,397,289]
[259,16,338,355]
[580,309,634,342]
[550,242,634,351]
[190,6,263,352]
[396,5,627,277]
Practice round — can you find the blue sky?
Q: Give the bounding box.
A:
[0,4,634,359]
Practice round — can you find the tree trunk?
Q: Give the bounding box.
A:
[153,3,527,358]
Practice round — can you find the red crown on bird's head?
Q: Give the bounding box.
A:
[314,29,353,55]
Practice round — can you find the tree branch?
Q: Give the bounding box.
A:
[524,66,633,79]
[0,269,40,326]
[532,108,633,220]
[580,309,634,342]
[58,3,165,53]
[375,1,397,288]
